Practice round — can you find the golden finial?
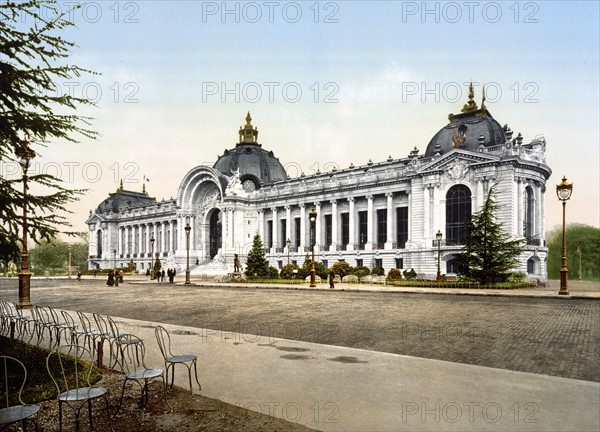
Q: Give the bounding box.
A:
[461,82,479,113]
[480,84,487,113]
[116,179,124,193]
[239,112,259,144]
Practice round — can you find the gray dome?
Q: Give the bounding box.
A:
[96,187,155,214]
[425,85,507,157]
[212,113,287,186]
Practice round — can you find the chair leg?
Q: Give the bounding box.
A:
[59,401,63,432]
[87,399,93,430]
[193,360,202,391]
[171,364,175,388]
[103,394,116,432]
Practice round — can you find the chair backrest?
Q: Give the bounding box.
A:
[46,345,98,396]
[1,356,28,409]
[154,325,173,361]
[60,310,77,329]
[93,313,110,338]
[113,335,149,374]
[46,306,61,325]
[77,311,94,332]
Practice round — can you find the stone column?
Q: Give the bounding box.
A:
[331,199,338,251]
[285,205,291,250]
[258,209,264,243]
[540,184,546,243]
[169,220,174,252]
[407,191,412,243]
[366,195,373,250]
[315,202,321,251]
[228,208,235,251]
[347,197,355,250]
[432,185,440,238]
[299,204,306,253]
[271,207,278,253]
[423,186,430,239]
[516,179,523,237]
[386,193,393,249]
[118,227,123,256]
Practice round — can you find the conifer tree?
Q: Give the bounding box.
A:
[0,1,97,264]
[245,234,268,278]
[456,186,524,284]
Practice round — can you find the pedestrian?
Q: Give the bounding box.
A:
[172,268,176,283]
[107,270,114,287]
[161,269,166,282]
[329,270,335,289]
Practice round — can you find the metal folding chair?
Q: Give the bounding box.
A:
[114,334,171,420]
[155,325,201,395]
[0,356,39,431]
[46,344,114,432]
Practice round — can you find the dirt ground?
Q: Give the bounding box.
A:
[9,369,317,432]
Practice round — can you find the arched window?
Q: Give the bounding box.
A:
[527,256,540,275]
[523,186,534,239]
[445,185,472,245]
[96,230,103,257]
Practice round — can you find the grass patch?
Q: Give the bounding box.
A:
[0,336,102,405]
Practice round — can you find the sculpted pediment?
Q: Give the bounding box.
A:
[420,150,498,174]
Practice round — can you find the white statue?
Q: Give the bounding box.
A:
[225,168,245,196]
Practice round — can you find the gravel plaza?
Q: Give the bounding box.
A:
[1,277,598,431]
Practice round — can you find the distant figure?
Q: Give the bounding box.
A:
[161,269,166,282]
[234,254,241,272]
[77,271,82,281]
[172,268,176,283]
[328,270,335,289]
[107,270,115,287]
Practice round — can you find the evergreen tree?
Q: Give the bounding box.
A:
[245,234,268,278]
[456,186,524,284]
[0,1,97,264]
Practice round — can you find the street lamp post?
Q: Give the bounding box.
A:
[185,217,191,285]
[286,238,291,265]
[556,176,573,295]
[150,237,155,280]
[16,139,36,309]
[436,230,443,281]
[309,208,317,287]
[68,244,72,279]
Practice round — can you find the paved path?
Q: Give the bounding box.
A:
[1,278,599,431]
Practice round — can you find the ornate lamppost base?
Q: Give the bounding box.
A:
[17,272,32,309]
[185,270,191,284]
[559,269,569,295]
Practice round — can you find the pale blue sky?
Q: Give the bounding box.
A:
[9,1,599,232]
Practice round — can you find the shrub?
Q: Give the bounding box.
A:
[352,266,370,279]
[386,268,402,281]
[330,261,352,278]
[371,266,385,276]
[403,268,417,280]
[266,266,280,279]
[280,262,300,279]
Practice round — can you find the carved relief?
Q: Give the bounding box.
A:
[446,160,469,181]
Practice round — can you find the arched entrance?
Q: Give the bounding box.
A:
[209,209,222,259]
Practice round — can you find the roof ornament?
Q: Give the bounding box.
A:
[116,179,124,193]
[238,111,259,144]
[461,82,479,113]
[480,84,487,113]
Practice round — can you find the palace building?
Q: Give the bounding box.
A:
[86,87,551,279]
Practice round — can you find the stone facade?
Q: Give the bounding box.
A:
[87,90,551,280]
